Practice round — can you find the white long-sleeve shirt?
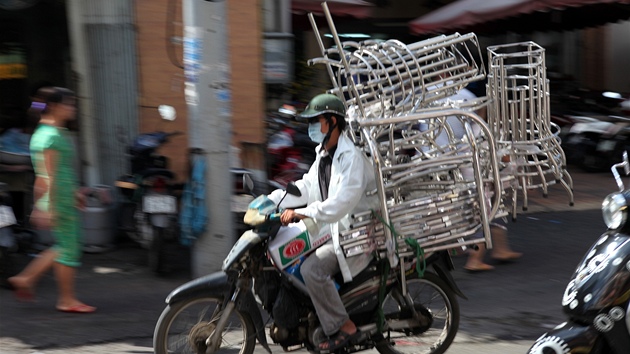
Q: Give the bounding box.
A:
[268,133,378,282]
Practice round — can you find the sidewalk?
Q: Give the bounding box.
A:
[0,165,618,353]
[517,166,618,214]
[516,167,614,214]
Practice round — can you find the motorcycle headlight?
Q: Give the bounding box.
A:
[602,192,629,230]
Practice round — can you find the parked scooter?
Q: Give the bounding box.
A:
[115,105,181,275]
[0,182,17,285]
[267,104,317,190]
[528,152,630,354]
[153,180,464,354]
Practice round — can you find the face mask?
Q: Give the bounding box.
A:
[308,122,326,143]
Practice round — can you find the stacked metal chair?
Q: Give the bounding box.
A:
[486,42,574,216]
[304,3,572,268]
[306,8,506,267]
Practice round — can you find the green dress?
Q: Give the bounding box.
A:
[30,124,82,267]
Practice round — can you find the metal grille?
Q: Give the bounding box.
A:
[84,1,139,186]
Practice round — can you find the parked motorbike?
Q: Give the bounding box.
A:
[115,106,182,274]
[528,152,630,354]
[0,182,17,285]
[552,89,630,172]
[562,116,630,172]
[153,180,464,354]
[266,104,317,190]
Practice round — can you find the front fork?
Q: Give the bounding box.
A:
[205,293,239,353]
[204,277,272,354]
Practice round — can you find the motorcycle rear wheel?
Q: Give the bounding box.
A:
[375,272,459,354]
[153,295,256,354]
[149,226,166,275]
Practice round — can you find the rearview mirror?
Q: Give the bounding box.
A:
[243,173,255,194]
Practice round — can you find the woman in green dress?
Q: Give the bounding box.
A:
[9,86,95,313]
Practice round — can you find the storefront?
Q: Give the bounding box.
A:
[0,0,71,130]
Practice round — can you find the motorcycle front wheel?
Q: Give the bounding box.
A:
[153,295,256,354]
[375,272,460,354]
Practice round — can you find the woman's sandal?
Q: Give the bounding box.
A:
[318,330,357,353]
[14,287,35,302]
[8,278,35,302]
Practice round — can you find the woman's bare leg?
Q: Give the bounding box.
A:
[54,263,95,312]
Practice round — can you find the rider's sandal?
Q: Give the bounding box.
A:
[318,330,357,353]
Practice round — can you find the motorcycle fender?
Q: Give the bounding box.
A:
[562,233,630,319]
[149,214,172,228]
[239,288,271,353]
[528,321,598,354]
[165,271,232,304]
[432,259,467,300]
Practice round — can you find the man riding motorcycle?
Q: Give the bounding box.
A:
[267,93,378,352]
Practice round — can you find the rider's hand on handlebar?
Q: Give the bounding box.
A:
[280,209,305,226]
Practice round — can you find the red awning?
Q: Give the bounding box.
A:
[409,0,630,35]
[292,0,374,19]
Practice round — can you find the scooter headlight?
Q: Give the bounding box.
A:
[602,192,629,230]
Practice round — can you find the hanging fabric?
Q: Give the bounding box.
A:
[179,151,207,246]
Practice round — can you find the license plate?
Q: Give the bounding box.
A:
[597,140,616,152]
[143,195,177,214]
[0,205,16,228]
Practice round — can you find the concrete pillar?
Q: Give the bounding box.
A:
[183,0,234,276]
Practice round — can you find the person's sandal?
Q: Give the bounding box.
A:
[318,330,357,353]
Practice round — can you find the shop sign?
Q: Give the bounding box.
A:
[0,45,27,79]
[0,63,27,79]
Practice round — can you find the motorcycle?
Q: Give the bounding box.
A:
[266,104,317,190]
[115,106,182,274]
[0,182,17,285]
[153,179,465,354]
[528,152,630,354]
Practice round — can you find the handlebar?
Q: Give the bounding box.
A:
[267,213,300,224]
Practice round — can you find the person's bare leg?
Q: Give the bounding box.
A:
[339,319,357,335]
[490,226,522,261]
[464,243,494,271]
[8,248,57,295]
[54,263,95,312]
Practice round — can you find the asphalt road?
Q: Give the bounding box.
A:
[0,168,616,354]
[0,208,606,354]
